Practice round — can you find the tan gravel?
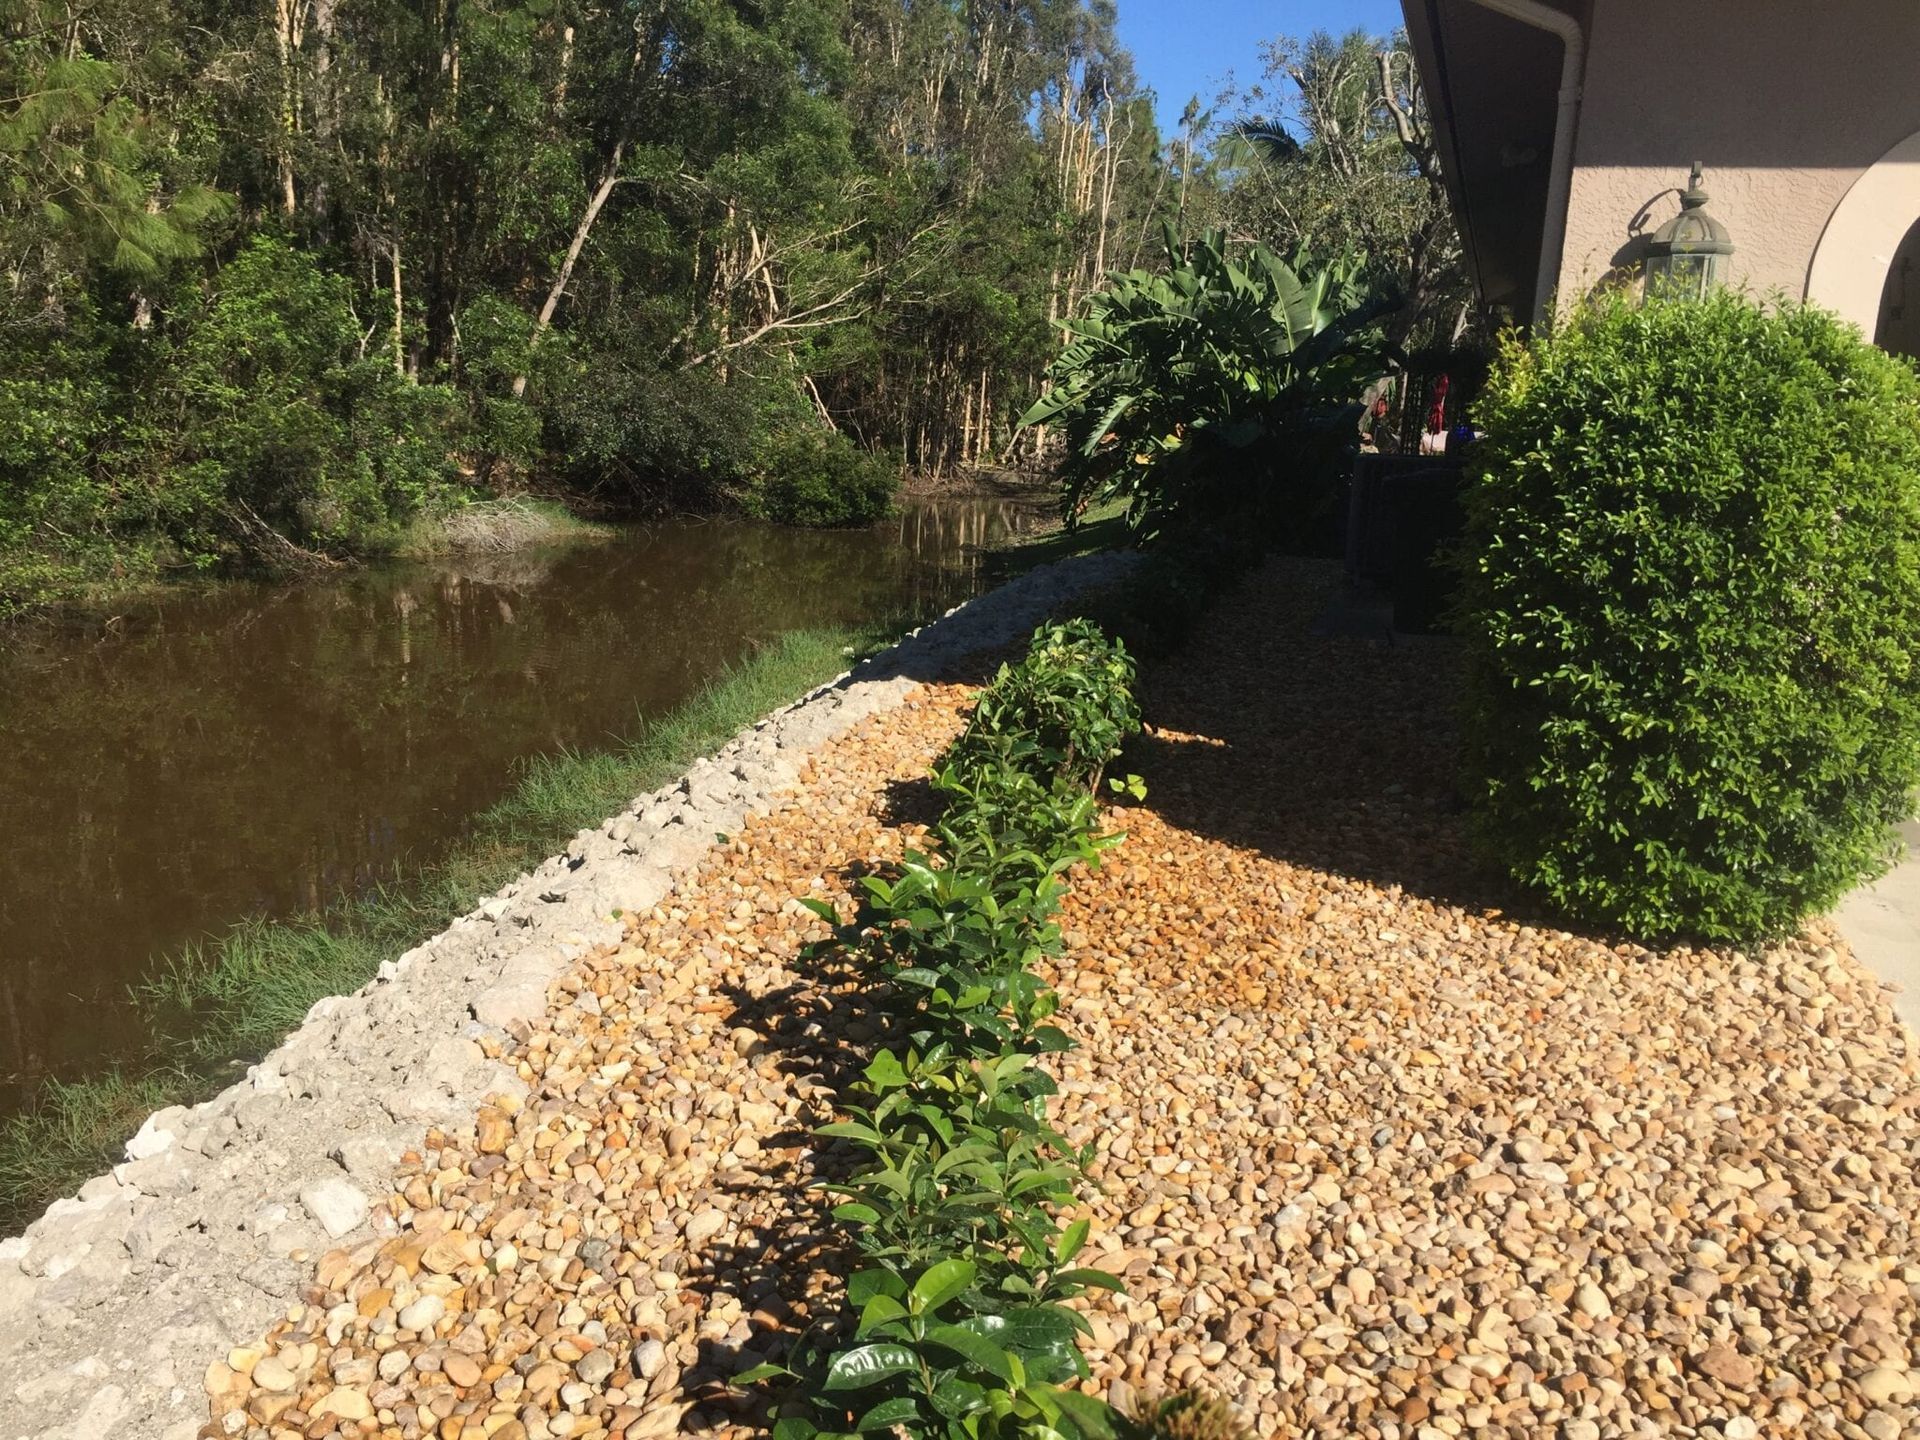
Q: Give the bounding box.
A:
[204,559,1920,1440]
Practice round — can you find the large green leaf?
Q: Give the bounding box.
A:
[847,1269,907,1306]
[823,1343,920,1391]
[854,1397,921,1431]
[911,1258,977,1313]
[925,1324,1016,1380]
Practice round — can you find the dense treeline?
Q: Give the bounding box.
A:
[0,0,1168,610]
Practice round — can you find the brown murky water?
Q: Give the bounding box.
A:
[0,499,1044,1112]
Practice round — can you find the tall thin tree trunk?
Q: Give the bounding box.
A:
[390,235,406,378]
[511,140,626,399]
[307,0,337,221]
[977,369,990,463]
[554,24,574,112]
[273,0,307,216]
[959,367,974,465]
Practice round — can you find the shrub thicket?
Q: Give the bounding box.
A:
[1455,291,1920,941]
[743,427,901,527]
[0,235,462,609]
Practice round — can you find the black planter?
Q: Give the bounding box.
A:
[1383,467,1465,634]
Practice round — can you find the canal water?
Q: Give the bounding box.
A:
[0,498,1045,1114]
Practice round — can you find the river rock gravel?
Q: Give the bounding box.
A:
[198,558,1920,1440]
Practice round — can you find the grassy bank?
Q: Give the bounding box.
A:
[0,620,907,1232]
[979,496,1130,586]
[392,497,617,558]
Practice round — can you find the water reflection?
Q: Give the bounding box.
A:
[0,499,1046,1110]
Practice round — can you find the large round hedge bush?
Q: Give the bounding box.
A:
[1455,290,1920,942]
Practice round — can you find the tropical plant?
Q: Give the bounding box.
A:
[1455,290,1920,942]
[1019,227,1392,541]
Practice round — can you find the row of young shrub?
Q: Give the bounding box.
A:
[741,621,1241,1440]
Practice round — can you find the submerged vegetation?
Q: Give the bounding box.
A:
[0,619,904,1229]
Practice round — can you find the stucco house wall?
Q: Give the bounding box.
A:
[1557,0,1920,328]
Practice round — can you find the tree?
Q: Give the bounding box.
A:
[1214,28,1470,349]
[0,4,227,324]
[0,0,1181,612]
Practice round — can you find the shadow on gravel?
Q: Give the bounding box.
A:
[718,959,894,1119]
[851,628,1009,691]
[1127,560,1571,930]
[678,960,895,1428]
[676,1192,844,1430]
[877,773,943,831]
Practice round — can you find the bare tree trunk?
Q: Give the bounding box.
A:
[273,0,308,216]
[959,366,974,465]
[307,0,337,220]
[802,372,837,429]
[390,235,405,378]
[977,369,990,463]
[511,140,626,398]
[442,1,461,103]
[554,24,574,112]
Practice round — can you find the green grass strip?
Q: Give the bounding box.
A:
[0,618,908,1231]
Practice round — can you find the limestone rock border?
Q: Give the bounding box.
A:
[0,551,1135,1440]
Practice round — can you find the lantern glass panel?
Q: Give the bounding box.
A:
[1642,163,1733,302]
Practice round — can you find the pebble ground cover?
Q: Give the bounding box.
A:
[202,560,1920,1440]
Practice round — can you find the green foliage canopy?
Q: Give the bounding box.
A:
[0,0,1174,613]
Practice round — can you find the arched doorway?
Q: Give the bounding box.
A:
[1876,216,1920,360]
[1807,129,1920,339]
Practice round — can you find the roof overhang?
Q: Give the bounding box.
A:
[1402,0,1581,319]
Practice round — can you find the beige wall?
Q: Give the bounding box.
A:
[1556,0,1920,329]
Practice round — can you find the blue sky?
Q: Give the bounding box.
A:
[1115,0,1409,134]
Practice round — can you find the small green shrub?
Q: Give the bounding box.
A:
[835,851,1070,1058]
[748,618,1157,1440]
[1455,290,1920,941]
[744,427,900,527]
[818,1049,1110,1300]
[945,620,1142,792]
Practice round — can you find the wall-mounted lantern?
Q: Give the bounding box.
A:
[1643,162,1734,299]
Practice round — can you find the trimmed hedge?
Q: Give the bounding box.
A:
[1455,291,1920,942]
